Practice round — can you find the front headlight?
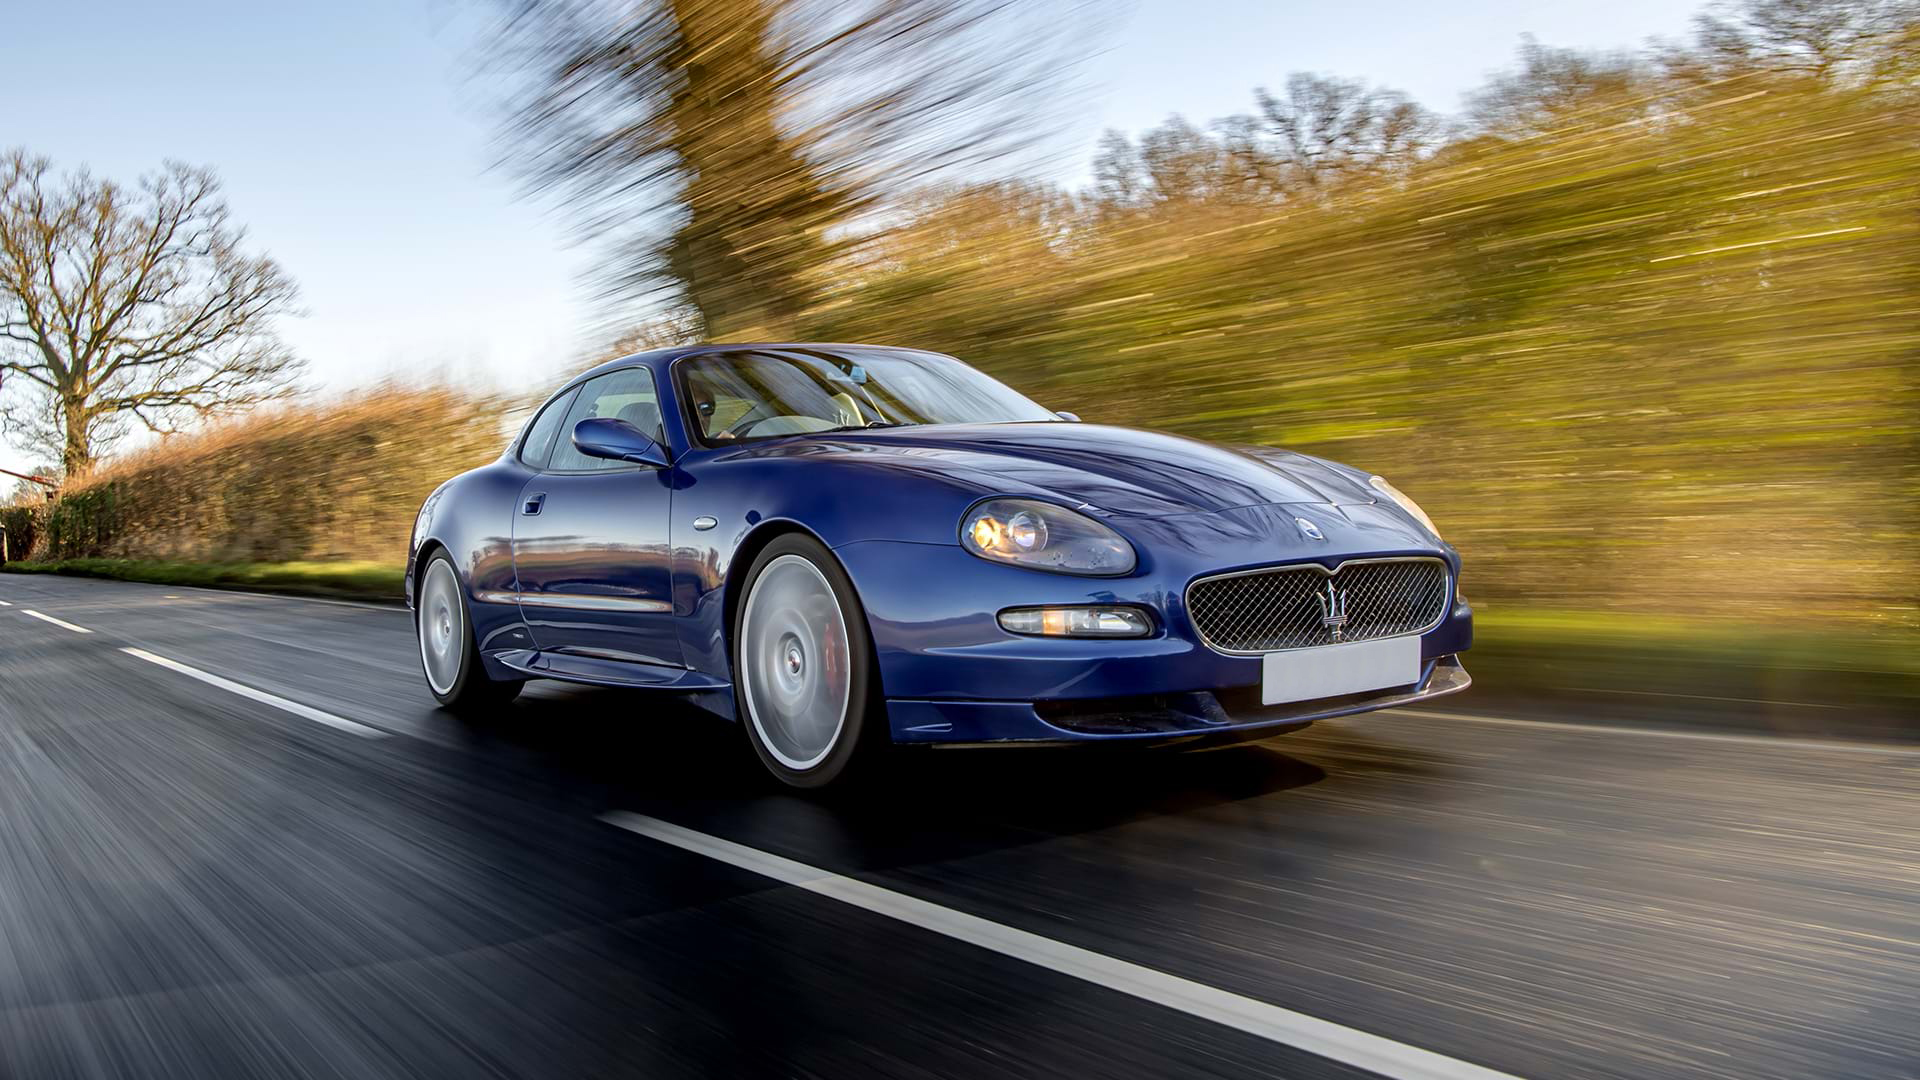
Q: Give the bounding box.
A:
[961,498,1136,575]
[1369,475,1441,539]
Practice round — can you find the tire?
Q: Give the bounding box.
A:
[733,534,879,788]
[416,551,524,713]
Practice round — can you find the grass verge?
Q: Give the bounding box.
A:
[1466,607,1920,734]
[1,558,402,603]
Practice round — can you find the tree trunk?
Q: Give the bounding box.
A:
[665,0,837,339]
[62,397,92,476]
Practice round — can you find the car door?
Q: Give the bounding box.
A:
[511,366,681,669]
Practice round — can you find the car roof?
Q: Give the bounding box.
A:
[566,342,950,389]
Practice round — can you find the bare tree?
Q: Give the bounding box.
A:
[1683,0,1920,83]
[1136,117,1236,204]
[1091,74,1436,213]
[485,0,1086,341]
[593,309,704,360]
[1092,119,1254,211]
[1091,130,1150,211]
[1251,73,1439,191]
[1465,37,1645,137]
[0,151,301,475]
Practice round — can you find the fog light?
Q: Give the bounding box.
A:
[997,606,1151,638]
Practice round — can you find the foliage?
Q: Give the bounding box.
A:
[0,501,40,561]
[43,484,117,560]
[803,25,1920,628]
[36,385,514,565]
[0,151,302,474]
[1469,609,1920,724]
[485,0,1083,339]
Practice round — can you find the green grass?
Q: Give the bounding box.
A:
[1467,607,1920,718]
[1,558,402,603]
[1473,607,1920,677]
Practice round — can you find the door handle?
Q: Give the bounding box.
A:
[523,492,546,515]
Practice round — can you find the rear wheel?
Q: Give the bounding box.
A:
[417,552,523,712]
[734,535,878,788]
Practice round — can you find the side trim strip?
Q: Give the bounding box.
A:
[474,589,673,614]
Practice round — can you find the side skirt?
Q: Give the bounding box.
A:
[485,648,735,719]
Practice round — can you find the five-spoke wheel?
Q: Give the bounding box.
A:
[416,550,522,711]
[734,535,877,787]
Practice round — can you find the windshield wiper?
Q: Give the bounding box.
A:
[822,419,910,433]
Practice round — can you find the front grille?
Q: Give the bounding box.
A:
[1186,558,1449,654]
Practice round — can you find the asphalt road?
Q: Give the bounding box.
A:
[1,572,1916,1080]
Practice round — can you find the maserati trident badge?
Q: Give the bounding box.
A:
[1295,516,1325,541]
[1316,580,1350,641]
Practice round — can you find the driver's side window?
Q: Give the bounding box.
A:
[544,367,663,472]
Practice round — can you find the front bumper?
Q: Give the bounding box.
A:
[887,655,1470,744]
[833,530,1473,745]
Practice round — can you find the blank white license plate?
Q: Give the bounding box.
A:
[1261,636,1422,705]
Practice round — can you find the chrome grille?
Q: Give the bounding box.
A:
[1186,558,1449,654]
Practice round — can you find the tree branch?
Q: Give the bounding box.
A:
[0,149,302,472]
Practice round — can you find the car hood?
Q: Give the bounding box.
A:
[741,422,1379,517]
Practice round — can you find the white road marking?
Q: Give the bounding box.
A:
[601,812,1524,1080]
[1392,708,1920,757]
[21,609,92,633]
[0,598,12,605]
[120,647,389,739]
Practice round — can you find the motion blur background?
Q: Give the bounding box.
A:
[4,0,1917,729]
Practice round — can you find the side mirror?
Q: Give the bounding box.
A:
[1055,410,1081,423]
[572,417,671,467]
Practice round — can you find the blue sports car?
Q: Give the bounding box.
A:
[408,344,1472,786]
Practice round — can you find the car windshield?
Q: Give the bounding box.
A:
[678,348,1058,444]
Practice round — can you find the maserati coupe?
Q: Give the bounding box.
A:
[407,344,1472,786]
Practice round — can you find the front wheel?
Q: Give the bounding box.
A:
[417,552,523,712]
[734,535,879,788]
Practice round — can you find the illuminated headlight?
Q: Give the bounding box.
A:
[998,606,1152,638]
[961,498,1136,575]
[1369,475,1441,539]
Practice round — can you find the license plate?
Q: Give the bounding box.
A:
[1261,636,1422,705]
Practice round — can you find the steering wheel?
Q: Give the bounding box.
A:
[719,404,777,439]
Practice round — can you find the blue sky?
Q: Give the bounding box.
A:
[3,0,1704,474]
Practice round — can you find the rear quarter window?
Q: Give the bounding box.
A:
[518,387,579,469]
